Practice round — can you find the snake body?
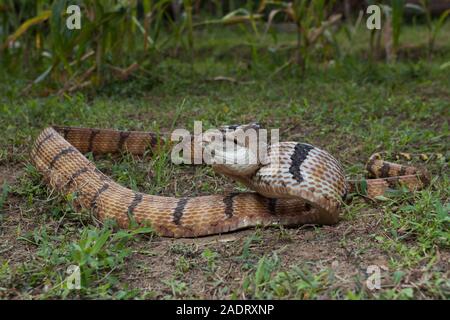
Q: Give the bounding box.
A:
[30,126,431,237]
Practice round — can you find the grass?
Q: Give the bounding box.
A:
[0,24,449,299]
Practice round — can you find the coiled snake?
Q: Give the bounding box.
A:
[31,124,432,237]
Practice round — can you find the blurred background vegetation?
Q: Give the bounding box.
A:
[0,0,449,95]
[0,1,449,300]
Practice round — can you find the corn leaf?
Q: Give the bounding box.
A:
[2,10,51,50]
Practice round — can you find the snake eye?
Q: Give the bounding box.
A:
[252,122,261,129]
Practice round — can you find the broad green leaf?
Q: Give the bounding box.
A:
[90,229,112,256]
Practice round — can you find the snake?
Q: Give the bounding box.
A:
[30,124,432,238]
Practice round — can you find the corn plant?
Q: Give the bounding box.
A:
[0,0,180,91]
[0,0,51,73]
[391,0,405,59]
[367,0,405,62]
[419,0,450,55]
[264,0,341,73]
[183,0,194,63]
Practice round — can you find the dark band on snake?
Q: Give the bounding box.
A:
[419,171,430,185]
[67,167,90,188]
[223,192,240,218]
[148,133,159,147]
[398,165,407,177]
[380,162,391,178]
[49,147,77,169]
[88,129,100,152]
[62,127,69,139]
[267,198,277,215]
[91,183,110,208]
[128,192,143,215]
[34,132,54,155]
[386,176,399,188]
[173,197,189,225]
[118,131,131,150]
[289,143,314,183]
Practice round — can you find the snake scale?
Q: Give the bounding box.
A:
[31,125,431,238]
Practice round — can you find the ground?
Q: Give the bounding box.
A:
[0,25,449,299]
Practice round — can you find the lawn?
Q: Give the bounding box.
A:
[0,24,449,299]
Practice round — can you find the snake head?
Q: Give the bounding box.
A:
[217,122,263,149]
[218,122,262,133]
[214,122,262,146]
[203,122,264,177]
